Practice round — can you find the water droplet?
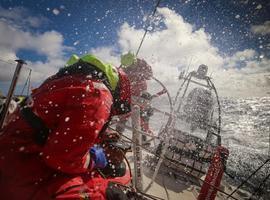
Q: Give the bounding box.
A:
[19,146,25,151]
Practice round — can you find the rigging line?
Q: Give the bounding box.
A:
[0,58,15,65]
[226,158,270,199]
[20,69,32,96]
[176,74,192,113]
[248,172,270,200]
[135,0,162,56]
[162,175,170,200]
[27,69,32,96]
[185,56,193,75]
[0,58,32,71]
[173,73,191,105]
[109,127,239,200]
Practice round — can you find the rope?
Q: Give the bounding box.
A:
[135,0,162,56]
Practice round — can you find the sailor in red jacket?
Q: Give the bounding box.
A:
[0,54,131,199]
[117,52,153,142]
[120,52,152,97]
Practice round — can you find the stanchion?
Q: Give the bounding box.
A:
[131,105,143,190]
[198,146,229,200]
[0,60,26,131]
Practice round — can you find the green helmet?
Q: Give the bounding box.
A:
[121,52,136,67]
[65,54,119,91]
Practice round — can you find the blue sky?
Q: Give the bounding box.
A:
[1,0,269,58]
[0,0,269,97]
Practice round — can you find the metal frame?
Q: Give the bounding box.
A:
[173,71,222,145]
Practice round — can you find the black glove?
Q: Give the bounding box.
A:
[106,182,128,200]
[146,107,154,116]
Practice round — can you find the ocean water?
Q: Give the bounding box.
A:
[149,96,270,199]
[221,97,270,198]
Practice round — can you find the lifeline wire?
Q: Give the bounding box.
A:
[109,126,239,200]
[226,158,270,199]
[0,57,32,73]
[248,172,270,200]
[0,58,15,65]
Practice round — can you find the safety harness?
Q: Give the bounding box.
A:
[20,100,51,145]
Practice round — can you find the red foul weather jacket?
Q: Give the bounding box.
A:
[0,74,113,199]
[123,58,152,97]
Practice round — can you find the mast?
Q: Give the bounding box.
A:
[0,60,26,130]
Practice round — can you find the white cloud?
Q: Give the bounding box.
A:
[90,7,269,98]
[1,6,268,98]
[251,21,270,35]
[0,7,70,84]
[0,6,47,28]
[90,46,120,66]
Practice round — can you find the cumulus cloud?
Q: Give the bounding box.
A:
[1,6,268,98]
[90,7,269,97]
[0,6,48,28]
[90,46,120,65]
[0,7,71,84]
[251,21,270,35]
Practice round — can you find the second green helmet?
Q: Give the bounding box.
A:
[121,52,136,67]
